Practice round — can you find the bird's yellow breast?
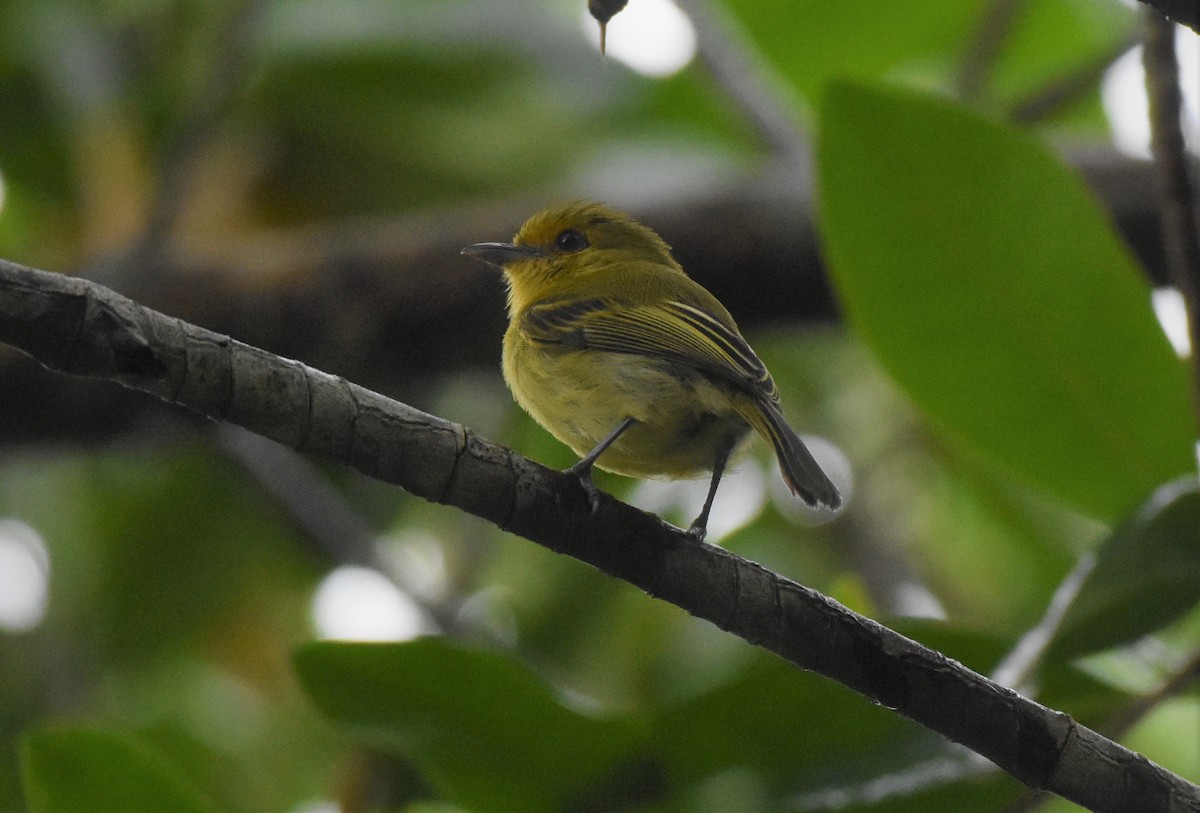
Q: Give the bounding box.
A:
[503,323,752,479]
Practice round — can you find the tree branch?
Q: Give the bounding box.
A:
[1008,34,1137,124]
[958,0,1025,103]
[673,0,810,171]
[124,0,266,281]
[214,423,473,637]
[1,257,1197,812]
[1144,9,1200,432]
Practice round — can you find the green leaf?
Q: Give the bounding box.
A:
[817,81,1193,521]
[21,728,216,813]
[652,654,916,796]
[1050,480,1200,659]
[294,638,642,813]
[727,1,979,104]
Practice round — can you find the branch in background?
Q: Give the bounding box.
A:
[958,0,1025,102]
[1101,645,1200,741]
[830,509,937,618]
[0,152,1185,449]
[1144,9,1200,431]
[673,0,811,172]
[988,554,1097,692]
[215,423,478,638]
[216,423,383,571]
[1138,0,1200,34]
[1,258,1198,811]
[1008,34,1138,123]
[121,0,266,282]
[957,1,1137,125]
[793,749,991,812]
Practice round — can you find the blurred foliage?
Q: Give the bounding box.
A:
[1050,480,1200,660]
[2,1,1198,812]
[21,728,217,813]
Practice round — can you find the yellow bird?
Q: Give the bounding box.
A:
[463,202,841,538]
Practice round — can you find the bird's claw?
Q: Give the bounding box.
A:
[565,461,602,515]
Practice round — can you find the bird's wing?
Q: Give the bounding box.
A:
[522,298,779,402]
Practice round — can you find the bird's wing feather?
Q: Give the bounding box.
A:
[522,298,779,402]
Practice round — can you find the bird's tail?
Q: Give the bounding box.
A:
[734,397,842,510]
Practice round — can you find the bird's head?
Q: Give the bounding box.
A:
[462,202,677,309]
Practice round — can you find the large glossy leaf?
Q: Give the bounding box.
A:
[817,81,1193,521]
[1050,479,1200,659]
[294,638,642,813]
[21,728,216,813]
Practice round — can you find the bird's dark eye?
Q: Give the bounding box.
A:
[554,228,589,253]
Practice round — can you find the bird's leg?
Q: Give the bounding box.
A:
[689,442,733,542]
[566,417,637,513]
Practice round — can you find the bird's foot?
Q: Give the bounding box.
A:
[564,460,602,514]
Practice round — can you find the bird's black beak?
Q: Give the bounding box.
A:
[460,241,542,268]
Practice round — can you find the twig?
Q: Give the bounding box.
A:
[792,749,991,811]
[217,424,383,570]
[990,554,1097,691]
[1101,645,1200,741]
[1144,9,1200,435]
[125,0,265,280]
[1009,35,1138,124]
[672,0,810,174]
[215,424,469,637]
[958,0,1026,103]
